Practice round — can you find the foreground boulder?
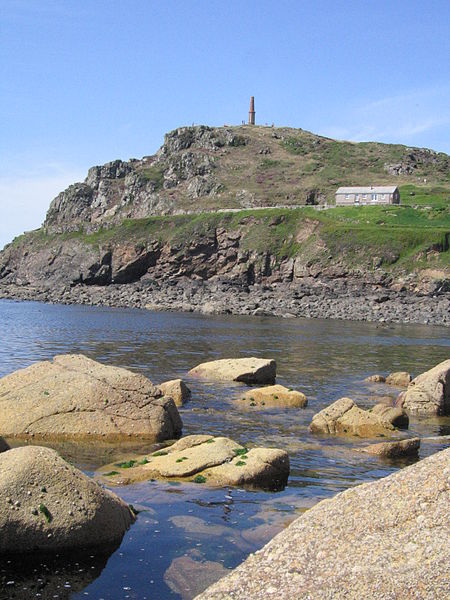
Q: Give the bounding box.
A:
[362,437,420,458]
[159,378,192,407]
[196,448,450,599]
[309,398,408,437]
[235,384,307,409]
[0,354,182,441]
[188,358,276,384]
[97,435,289,490]
[0,446,135,553]
[399,359,450,415]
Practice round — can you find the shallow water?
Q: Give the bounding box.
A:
[0,299,449,599]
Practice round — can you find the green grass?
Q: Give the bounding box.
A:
[136,165,165,190]
[192,474,207,484]
[115,460,137,469]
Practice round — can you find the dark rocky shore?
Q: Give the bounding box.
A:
[1,277,448,325]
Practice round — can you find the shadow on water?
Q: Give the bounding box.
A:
[0,546,118,600]
[0,299,449,599]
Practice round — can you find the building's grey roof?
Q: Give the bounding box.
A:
[336,186,398,194]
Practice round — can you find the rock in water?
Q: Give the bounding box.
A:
[362,437,421,458]
[97,435,289,490]
[401,359,450,415]
[196,448,450,599]
[385,371,412,387]
[159,378,192,406]
[309,397,408,437]
[0,446,135,553]
[0,354,182,441]
[235,384,307,409]
[188,357,276,383]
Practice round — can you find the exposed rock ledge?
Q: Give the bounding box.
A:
[196,447,450,599]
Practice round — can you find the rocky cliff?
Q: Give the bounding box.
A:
[1,126,449,325]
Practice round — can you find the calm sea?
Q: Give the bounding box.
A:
[0,299,448,599]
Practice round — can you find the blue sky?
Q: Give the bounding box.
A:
[1,0,449,248]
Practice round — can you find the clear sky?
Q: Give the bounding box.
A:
[1,0,449,249]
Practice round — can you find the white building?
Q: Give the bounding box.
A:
[335,186,400,206]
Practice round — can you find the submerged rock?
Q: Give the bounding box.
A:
[159,378,192,407]
[309,397,408,437]
[235,384,307,409]
[97,435,289,490]
[0,354,182,442]
[188,357,276,384]
[362,437,421,458]
[0,446,135,553]
[364,374,386,383]
[164,554,228,600]
[197,448,450,599]
[400,359,450,415]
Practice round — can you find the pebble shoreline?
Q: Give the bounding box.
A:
[1,279,449,326]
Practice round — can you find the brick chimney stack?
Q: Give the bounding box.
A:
[248,96,255,125]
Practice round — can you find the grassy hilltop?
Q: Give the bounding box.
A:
[2,125,450,287]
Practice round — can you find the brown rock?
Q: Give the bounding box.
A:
[402,359,450,415]
[97,435,289,490]
[196,448,450,599]
[188,357,276,384]
[159,378,192,407]
[0,446,135,553]
[309,397,408,437]
[0,354,182,442]
[371,403,409,428]
[386,371,412,387]
[362,437,420,458]
[235,384,307,409]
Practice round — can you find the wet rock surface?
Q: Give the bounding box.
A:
[196,447,450,600]
[97,435,290,490]
[0,354,182,442]
[0,446,135,553]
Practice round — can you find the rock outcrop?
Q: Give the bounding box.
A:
[399,359,450,415]
[0,446,135,552]
[188,358,276,384]
[309,397,408,437]
[97,435,289,490]
[0,354,182,441]
[362,437,420,458]
[234,384,307,409]
[196,447,450,599]
[159,379,192,407]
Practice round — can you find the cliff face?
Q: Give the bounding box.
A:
[1,125,449,323]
